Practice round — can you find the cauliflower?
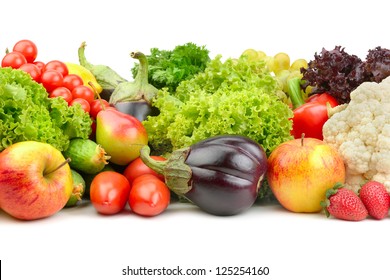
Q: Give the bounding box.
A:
[323,76,390,193]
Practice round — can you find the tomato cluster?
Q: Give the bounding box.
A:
[1,39,109,119]
[90,156,170,217]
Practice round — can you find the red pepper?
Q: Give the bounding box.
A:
[305,93,339,107]
[287,78,339,140]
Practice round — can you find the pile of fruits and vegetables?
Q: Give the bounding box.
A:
[1,39,390,222]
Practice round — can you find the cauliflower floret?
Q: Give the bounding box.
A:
[323,76,390,192]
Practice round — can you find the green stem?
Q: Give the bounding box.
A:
[78,41,93,69]
[131,51,149,86]
[287,77,305,109]
[140,146,167,174]
[140,145,193,196]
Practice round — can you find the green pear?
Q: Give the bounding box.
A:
[96,108,148,166]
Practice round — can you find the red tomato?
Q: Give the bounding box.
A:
[40,69,63,92]
[128,174,170,217]
[12,39,38,63]
[89,99,110,119]
[33,61,45,71]
[63,74,83,91]
[123,156,165,185]
[90,171,131,215]
[72,85,95,104]
[1,51,27,68]
[19,63,41,82]
[49,87,73,104]
[70,98,91,113]
[43,60,68,77]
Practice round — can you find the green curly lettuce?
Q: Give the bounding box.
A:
[131,42,210,92]
[0,67,92,152]
[143,55,294,156]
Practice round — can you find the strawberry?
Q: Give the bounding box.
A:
[321,183,368,221]
[359,181,390,220]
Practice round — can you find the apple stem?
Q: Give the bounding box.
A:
[45,158,71,176]
[301,133,305,146]
[88,81,107,111]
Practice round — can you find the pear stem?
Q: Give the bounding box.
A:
[88,81,107,111]
[45,158,71,176]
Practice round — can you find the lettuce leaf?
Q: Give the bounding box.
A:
[0,67,92,152]
[143,55,293,156]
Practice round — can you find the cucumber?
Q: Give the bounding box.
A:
[63,138,110,174]
[65,169,86,207]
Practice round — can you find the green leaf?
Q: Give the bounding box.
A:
[0,67,92,152]
[143,55,293,156]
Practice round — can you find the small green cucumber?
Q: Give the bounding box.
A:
[65,169,86,207]
[63,138,110,174]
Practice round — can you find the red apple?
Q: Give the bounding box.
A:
[0,141,73,220]
[96,108,148,166]
[267,137,346,213]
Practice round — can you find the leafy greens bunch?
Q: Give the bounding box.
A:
[143,55,294,157]
[131,42,210,92]
[0,67,92,152]
[301,46,390,104]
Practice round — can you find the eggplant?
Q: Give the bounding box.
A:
[113,100,159,122]
[140,135,267,216]
[109,51,159,122]
[78,41,128,101]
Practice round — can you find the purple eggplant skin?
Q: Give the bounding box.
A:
[184,135,267,216]
[113,101,159,122]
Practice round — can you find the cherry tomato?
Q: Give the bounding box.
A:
[72,85,95,104]
[90,171,131,215]
[40,69,63,92]
[63,74,83,91]
[1,51,27,68]
[89,99,110,119]
[43,60,68,77]
[33,61,45,71]
[12,39,38,63]
[123,156,165,185]
[49,87,73,104]
[70,97,91,113]
[19,63,41,82]
[128,174,170,217]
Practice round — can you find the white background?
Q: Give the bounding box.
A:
[1,0,390,279]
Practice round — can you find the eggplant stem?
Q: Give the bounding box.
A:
[78,41,93,69]
[140,145,192,195]
[132,51,149,85]
[140,146,166,174]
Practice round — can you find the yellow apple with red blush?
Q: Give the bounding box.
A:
[267,136,345,213]
[0,141,73,220]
